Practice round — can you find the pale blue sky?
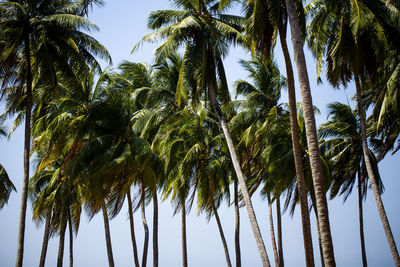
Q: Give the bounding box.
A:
[0,1,399,266]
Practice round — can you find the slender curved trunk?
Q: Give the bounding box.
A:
[182,201,188,267]
[208,81,270,267]
[354,74,400,266]
[357,168,368,267]
[67,211,73,267]
[276,197,284,267]
[234,179,241,267]
[102,202,115,267]
[310,186,326,267]
[212,203,232,267]
[267,196,279,267]
[57,218,67,267]
[141,181,149,267]
[279,24,315,267]
[285,1,335,265]
[39,211,52,267]
[153,191,159,267]
[127,192,140,267]
[15,35,33,267]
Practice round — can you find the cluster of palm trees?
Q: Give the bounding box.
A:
[1,0,399,266]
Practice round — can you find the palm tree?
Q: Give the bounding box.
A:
[319,102,384,267]
[0,2,110,265]
[241,0,317,264]
[280,0,336,265]
[230,56,286,267]
[135,1,271,265]
[307,1,400,264]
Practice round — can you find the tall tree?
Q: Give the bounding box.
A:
[241,0,316,264]
[307,0,400,264]
[284,0,336,265]
[319,102,384,267]
[0,2,110,266]
[135,1,271,264]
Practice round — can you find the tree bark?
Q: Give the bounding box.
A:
[267,196,279,267]
[279,25,315,267]
[276,197,284,267]
[310,186,326,267]
[208,81,271,267]
[354,75,400,266]
[234,179,241,267]
[57,218,67,267]
[39,211,52,267]
[357,168,368,267]
[67,211,73,267]
[153,191,159,267]
[102,202,115,267]
[141,181,149,267]
[284,0,335,265]
[212,203,232,267]
[182,201,188,267]
[15,34,33,267]
[127,192,140,267]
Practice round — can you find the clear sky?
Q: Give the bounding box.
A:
[0,1,399,266]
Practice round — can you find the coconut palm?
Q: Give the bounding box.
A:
[307,0,400,264]
[241,0,318,264]
[319,102,383,267]
[134,1,272,265]
[0,1,110,265]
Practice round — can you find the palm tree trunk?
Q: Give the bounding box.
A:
[102,201,115,267]
[276,197,284,267]
[354,74,400,266]
[127,192,140,267]
[284,1,335,265]
[310,186,326,267]
[212,203,232,267]
[67,211,73,267]
[267,195,279,267]
[182,201,188,267]
[15,34,33,267]
[57,218,67,267]
[357,168,368,267]
[141,181,149,267]
[153,191,159,267]
[234,179,241,267]
[279,25,315,267]
[39,211,52,267]
[208,81,271,267]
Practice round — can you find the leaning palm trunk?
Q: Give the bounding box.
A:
[357,168,367,267]
[102,202,115,267]
[153,191,159,267]
[181,201,188,267]
[276,197,284,267]
[284,0,335,265]
[279,25,315,267]
[39,211,52,267]
[208,81,271,267]
[57,218,67,267]
[234,179,241,267]
[267,195,279,267]
[67,211,73,267]
[212,203,233,267]
[354,74,400,266]
[127,192,140,267]
[16,36,33,267]
[141,181,149,267]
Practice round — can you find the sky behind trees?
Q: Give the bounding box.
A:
[0,1,399,266]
